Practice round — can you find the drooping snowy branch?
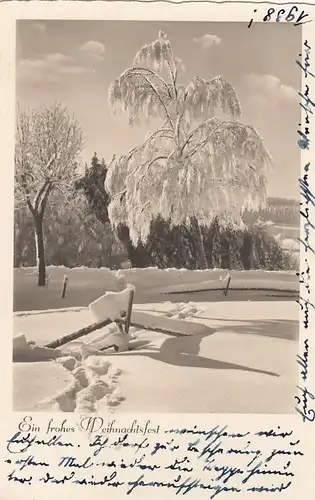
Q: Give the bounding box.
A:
[106,119,272,244]
[184,76,242,122]
[106,30,273,246]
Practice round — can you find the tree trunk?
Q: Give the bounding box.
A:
[191,217,208,270]
[117,224,151,268]
[34,215,46,286]
[241,230,253,270]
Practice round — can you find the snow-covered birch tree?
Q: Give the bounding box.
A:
[15,102,83,285]
[106,30,273,268]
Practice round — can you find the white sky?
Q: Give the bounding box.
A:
[16,20,302,200]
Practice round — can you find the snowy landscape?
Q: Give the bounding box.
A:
[13,266,298,413]
[13,21,300,414]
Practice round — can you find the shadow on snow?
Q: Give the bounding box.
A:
[122,331,280,377]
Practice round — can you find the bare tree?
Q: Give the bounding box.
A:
[15,102,83,286]
[107,31,273,268]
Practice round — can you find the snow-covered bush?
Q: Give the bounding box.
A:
[14,192,126,269]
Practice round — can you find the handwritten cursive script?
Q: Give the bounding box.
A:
[296,38,315,423]
[3,421,304,498]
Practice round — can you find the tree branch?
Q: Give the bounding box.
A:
[146,155,168,168]
[165,46,178,99]
[121,69,175,131]
[34,180,50,212]
[143,127,175,148]
[187,137,211,158]
[126,154,168,182]
[26,198,36,217]
[182,121,222,156]
[175,116,182,145]
[139,73,174,131]
[128,67,173,100]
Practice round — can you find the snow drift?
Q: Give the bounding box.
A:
[13,301,204,412]
[16,265,298,297]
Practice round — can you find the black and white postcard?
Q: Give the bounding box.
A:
[0,1,314,499]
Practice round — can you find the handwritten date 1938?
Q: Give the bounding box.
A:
[248,6,311,29]
[263,7,311,26]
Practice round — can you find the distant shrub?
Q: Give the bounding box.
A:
[243,197,299,226]
[118,217,298,271]
[202,220,298,271]
[120,260,132,269]
[244,224,298,271]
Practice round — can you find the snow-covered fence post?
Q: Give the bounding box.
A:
[124,288,135,334]
[224,274,231,297]
[46,287,136,351]
[61,275,68,298]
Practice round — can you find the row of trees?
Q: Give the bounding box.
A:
[76,155,296,271]
[15,31,297,285]
[244,198,299,226]
[14,151,296,273]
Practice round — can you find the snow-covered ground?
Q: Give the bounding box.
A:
[16,265,298,291]
[14,266,298,312]
[13,298,298,414]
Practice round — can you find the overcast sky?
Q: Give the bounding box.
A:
[16,21,301,200]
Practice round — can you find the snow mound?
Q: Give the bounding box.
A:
[162,301,200,319]
[13,333,62,362]
[89,285,135,322]
[56,356,78,371]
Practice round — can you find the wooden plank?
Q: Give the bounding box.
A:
[44,317,114,349]
[44,313,207,350]
[129,311,214,337]
[127,321,195,337]
[45,289,135,349]
[44,301,214,350]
